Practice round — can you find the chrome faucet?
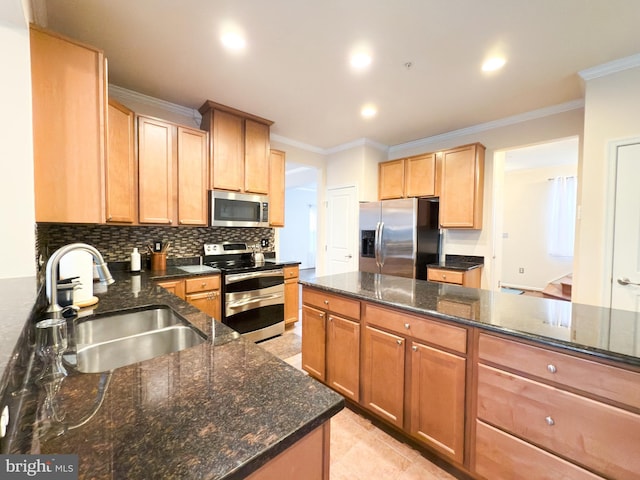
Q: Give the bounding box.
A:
[45,243,115,315]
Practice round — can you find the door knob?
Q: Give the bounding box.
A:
[345,254,353,259]
[617,277,640,286]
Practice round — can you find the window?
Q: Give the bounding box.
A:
[548,176,577,257]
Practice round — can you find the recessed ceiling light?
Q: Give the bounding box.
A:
[361,105,377,119]
[221,31,246,51]
[351,52,372,69]
[482,56,506,72]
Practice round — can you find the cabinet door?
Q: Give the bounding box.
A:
[138,116,175,224]
[405,153,436,197]
[156,279,186,300]
[362,325,405,428]
[106,99,136,224]
[440,143,485,229]
[301,305,326,380]
[378,159,405,200]
[245,119,270,194]
[177,126,208,226]
[269,149,286,227]
[186,291,221,320]
[212,110,244,191]
[409,342,466,463]
[284,278,299,325]
[30,26,106,223]
[327,315,360,402]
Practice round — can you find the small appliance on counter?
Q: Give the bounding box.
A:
[203,243,284,342]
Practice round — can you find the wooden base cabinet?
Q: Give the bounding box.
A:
[284,265,299,325]
[157,275,221,320]
[409,342,466,463]
[301,305,326,381]
[427,266,482,288]
[326,315,360,401]
[361,325,405,428]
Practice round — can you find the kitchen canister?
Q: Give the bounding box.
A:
[59,250,93,304]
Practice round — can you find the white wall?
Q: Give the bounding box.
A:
[389,107,584,289]
[0,1,36,279]
[280,188,317,269]
[501,164,576,290]
[573,66,640,306]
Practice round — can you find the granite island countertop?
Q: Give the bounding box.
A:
[300,271,640,368]
[1,270,342,479]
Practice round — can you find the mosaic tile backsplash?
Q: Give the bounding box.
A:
[36,224,275,264]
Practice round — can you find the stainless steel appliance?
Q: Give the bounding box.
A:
[209,190,269,227]
[359,198,440,280]
[204,243,284,342]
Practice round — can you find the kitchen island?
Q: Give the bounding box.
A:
[300,271,640,480]
[0,270,343,479]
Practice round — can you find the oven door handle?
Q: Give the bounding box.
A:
[227,292,283,310]
[225,269,284,284]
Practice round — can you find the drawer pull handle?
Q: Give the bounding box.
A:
[545,416,555,426]
[404,323,410,330]
[412,345,418,352]
[547,364,557,374]
[396,339,403,346]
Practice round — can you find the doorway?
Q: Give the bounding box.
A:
[495,137,579,294]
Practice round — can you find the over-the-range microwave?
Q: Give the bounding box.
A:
[209,190,269,227]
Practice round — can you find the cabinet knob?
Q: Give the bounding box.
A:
[404,323,410,330]
[107,216,112,221]
[396,339,403,345]
[412,345,418,352]
[324,299,329,305]
[201,282,207,288]
[442,274,446,279]
[547,364,557,374]
[319,312,325,318]
[545,416,555,426]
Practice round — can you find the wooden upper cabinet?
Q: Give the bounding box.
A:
[379,153,438,200]
[30,25,106,223]
[440,143,485,229]
[405,153,437,197]
[379,159,405,199]
[106,99,136,224]
[199,100,274,194]
[269,149,286,227]
[209,109,244,191]
[177,126,208,226]
[245,119,270,194]
[137,116,175,224]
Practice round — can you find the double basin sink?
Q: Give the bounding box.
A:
[70,306,207,373]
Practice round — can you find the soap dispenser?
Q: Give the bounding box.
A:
[130,247,141,272]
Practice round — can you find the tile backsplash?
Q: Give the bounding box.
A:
[36,224,275,264]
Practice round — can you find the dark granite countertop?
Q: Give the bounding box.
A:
[1,271,343,479]
[427,254,484,271]
[300,271,640,368]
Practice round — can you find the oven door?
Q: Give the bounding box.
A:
[223,269,284,341]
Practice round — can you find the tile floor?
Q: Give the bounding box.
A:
[270,320,461,480]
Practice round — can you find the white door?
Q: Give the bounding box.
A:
[610,142,640,311]
[326,186,358,275]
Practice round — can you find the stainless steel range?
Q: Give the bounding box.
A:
[204,243,284,342]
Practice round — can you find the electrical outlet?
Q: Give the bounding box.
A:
[519,267,525,274]
[261,238,269,248]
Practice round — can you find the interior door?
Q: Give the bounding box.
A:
[326,186,358,275]
[610,142,640,312]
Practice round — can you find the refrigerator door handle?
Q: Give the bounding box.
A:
[374,221,381,267]
[376,221,385,267]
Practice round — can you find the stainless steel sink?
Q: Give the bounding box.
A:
[71,306,206,373]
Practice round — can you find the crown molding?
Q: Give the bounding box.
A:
[325,137,389,155]
[579,54,640,81]
[269,134,326,155]
[108,84,201,122]
[388,99,585,155]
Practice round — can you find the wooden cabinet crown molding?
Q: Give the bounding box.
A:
[198,100,274,126]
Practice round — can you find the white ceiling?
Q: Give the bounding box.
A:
[41,0,640,151]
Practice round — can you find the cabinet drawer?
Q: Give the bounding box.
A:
[428,268,463,285]
[478,333,640,410]
[284,265,299,279]
[477,364,640,480]
[474,421,603,480]
[364,303,466,354]
[302,288,360,320]
[185,275,220,293]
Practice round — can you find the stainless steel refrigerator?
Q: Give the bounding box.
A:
[359,197,441,279]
